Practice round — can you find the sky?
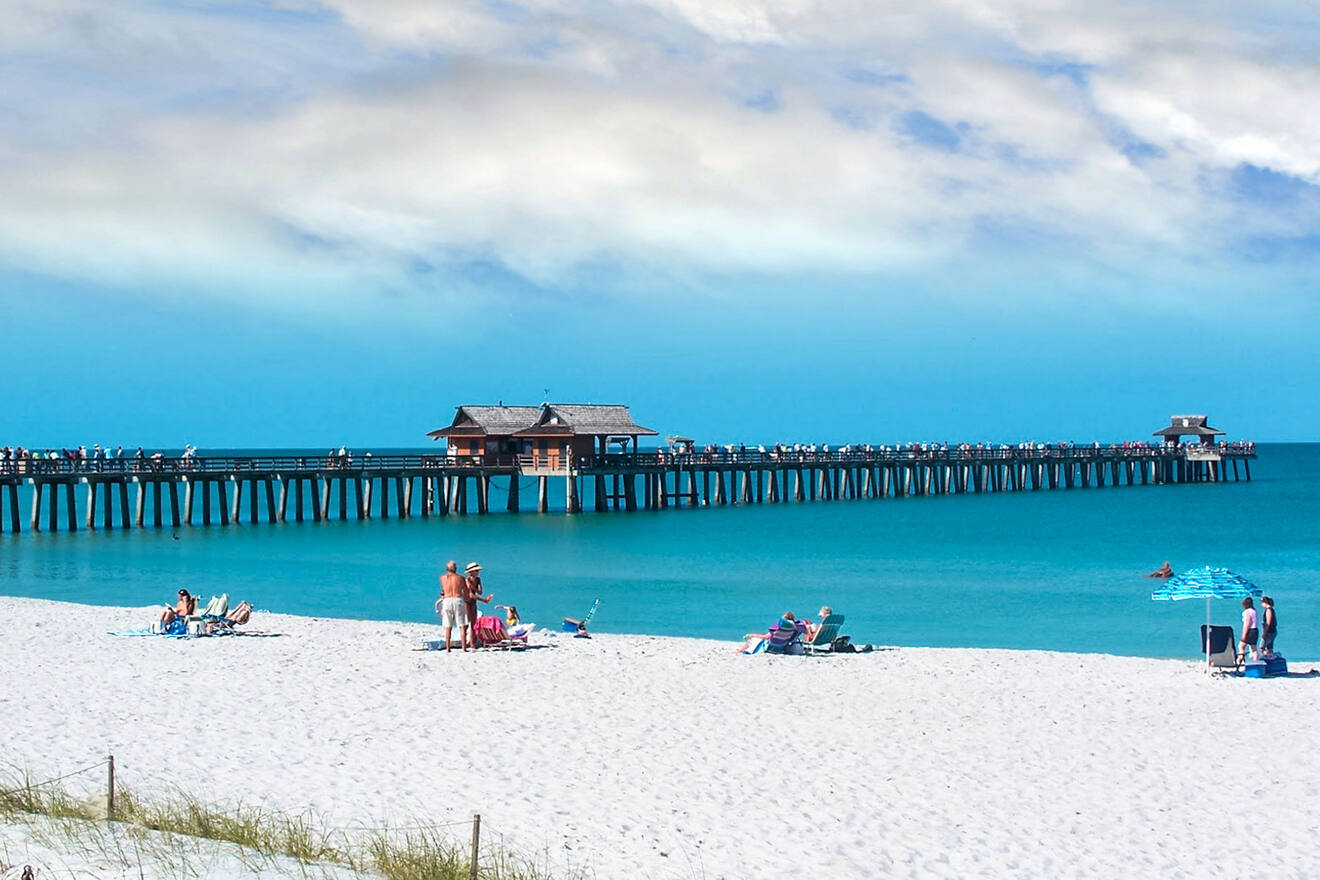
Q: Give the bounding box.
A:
[1,0,1318,446]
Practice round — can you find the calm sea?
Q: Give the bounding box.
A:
[2,443,1316,660]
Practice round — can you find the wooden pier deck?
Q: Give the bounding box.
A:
[0,445,1256,533]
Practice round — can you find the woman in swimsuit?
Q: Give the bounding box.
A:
[159,589,196,625]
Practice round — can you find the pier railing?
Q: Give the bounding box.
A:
[0,443,1258,479]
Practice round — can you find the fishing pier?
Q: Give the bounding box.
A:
[0,442,1255,534]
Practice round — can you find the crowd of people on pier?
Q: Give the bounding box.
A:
[654,439,1256,466]
[0,444,211,476]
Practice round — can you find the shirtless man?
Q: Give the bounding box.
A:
[434,560,471,652]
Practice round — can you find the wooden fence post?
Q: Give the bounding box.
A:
[470,813,480,880]
[106,754,115,821]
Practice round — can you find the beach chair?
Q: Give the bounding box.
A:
[473,615,527,650]
[803,614,846,654]
[205,600,252,635]
[1200,624,1239,673]
[764,618,807,655]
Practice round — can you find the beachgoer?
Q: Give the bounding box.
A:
[804,606,833,642]
[496,604,520,626]
[464,562,494,643]
[434,560,471,652]
[1147,561,1173,578]
[1261,596,1278,656]
[737,611,796,654]
[159,589,196,625]
[1239,597,1259,662]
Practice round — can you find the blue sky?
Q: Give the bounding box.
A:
[1,0,1318,447]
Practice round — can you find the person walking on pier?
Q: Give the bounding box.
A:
[435,560,471,652]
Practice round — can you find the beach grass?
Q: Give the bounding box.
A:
[0,768,578,879]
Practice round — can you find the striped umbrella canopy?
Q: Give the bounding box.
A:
[1151,566,1262,601]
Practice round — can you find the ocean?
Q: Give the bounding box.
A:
[2,443,1316,660]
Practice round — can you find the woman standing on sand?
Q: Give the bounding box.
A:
[1261,596,1279,656]
[1239,597,1260,662]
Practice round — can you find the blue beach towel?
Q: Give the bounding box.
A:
[108,628,187,638]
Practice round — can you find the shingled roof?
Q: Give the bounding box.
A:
[515,404,657,437]
[1152,414,1225,438]
[427,404,657,439]
[427,405,543,439]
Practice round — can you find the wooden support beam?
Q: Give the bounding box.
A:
[30,482,42,531]
[321,479,332,521]
[538,476,548,513]
[232,479,243,524]
[398,477,409,518]
[203,480,213,525]
[217,479,229,525]
[65,482,77,532]
[267,479,278,523]
[134,483,145,528]
[169,481,181,527]
[184,480,194,525]
[86,482,97,528]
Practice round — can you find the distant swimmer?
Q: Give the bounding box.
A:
[1147,561,1174,579]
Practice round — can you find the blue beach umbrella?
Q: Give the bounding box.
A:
[1152,566,1263,665]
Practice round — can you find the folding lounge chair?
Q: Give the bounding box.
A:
[473,615,527,650]
[1200,624,1239,673]
[764,619,807,655]
[206,600,252,635]
[803,614,846,654]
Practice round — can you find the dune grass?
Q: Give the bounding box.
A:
[0,769,576,880]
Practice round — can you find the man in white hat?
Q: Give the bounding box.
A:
[464,562,494,643]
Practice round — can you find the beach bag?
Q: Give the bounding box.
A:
[831,636,856,653]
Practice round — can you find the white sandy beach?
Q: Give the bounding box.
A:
[2,596,1319,879]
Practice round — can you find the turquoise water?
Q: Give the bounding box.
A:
[2,444,1316,659]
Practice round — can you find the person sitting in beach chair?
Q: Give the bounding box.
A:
[157,589,196,630]
[472,615,528,650]
[206,600,253,635]
[803,607,848,653]
[738,612,806,655]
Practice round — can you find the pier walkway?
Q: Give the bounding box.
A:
[0,445,1255,533]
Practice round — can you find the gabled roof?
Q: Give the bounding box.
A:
[514,404,657,437]
[1152,414,1224,438]
[427,405,543,439]
[427,403,658,439]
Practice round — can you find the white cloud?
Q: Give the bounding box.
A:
[0,0,1316,311]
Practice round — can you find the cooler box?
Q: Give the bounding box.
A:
[1244,657,1287,677]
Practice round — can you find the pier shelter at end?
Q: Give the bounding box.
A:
[427,403,657,470]
[1152,415,1225,446]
